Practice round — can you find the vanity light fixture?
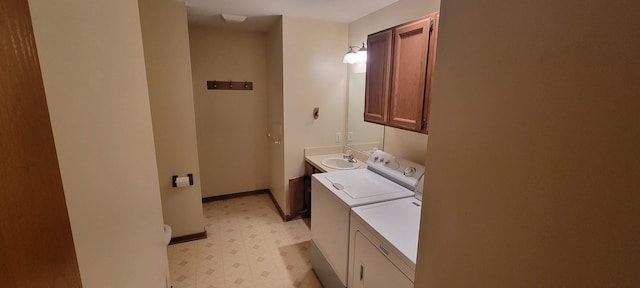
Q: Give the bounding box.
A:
[343,46,358,64]
[343,42,367,64]
[355,42,367,63]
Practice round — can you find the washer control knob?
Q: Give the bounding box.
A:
[373,156,379,161]
[384,160,390,165]
[404,167,417,177]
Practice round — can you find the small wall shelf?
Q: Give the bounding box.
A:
[206,80,253,90]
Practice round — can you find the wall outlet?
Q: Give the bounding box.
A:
[335,132,341,143]
[348,132,353,142]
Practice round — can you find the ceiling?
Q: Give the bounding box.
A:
[185,0,399,31]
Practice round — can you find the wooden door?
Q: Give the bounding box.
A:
[0,0,83,287]
[364,29,393,125]
[388,17,432,131]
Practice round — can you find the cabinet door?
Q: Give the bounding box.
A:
[364,29,393,125]
[388,17,432,131]
[351,232,413,288]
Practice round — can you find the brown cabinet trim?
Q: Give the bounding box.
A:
[422,13,439,134]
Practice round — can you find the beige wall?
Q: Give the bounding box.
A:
[28,0,169,287]
[382,127,429,163]
[266,18,286,212]
[189,25,270,198]
[416,0,640,287]
[139,0,205,238]
[348,0,441,163]
[282,16,348,214]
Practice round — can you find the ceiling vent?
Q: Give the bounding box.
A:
[221,14,247,23]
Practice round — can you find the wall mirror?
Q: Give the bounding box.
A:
[347,72,385,154]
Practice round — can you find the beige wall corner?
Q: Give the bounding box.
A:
[28,0,169,286]
[416,0,640,286]
[347,0,441,163]
[282,16,348,215]
[266,17,286,214]
[188,25,270,198]
[139,0,205,237]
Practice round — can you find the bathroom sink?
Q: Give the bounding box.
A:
[321,157,359,170]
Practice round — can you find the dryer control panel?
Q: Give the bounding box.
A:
[366,150,425,191]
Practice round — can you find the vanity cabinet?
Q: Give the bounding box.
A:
[364,12,439,133]
[303,161,322,218]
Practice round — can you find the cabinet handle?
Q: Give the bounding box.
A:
[360,264,364,280]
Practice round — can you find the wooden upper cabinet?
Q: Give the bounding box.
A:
[364,29,393,124]
[363,12,439,134]
[388,18,431,131]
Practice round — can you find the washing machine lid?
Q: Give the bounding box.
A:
[314,169,415,207]
[352,197,422,267]
[324,171,405,199]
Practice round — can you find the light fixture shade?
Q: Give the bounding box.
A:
[355,50,367,63]
[343,47,357,64]
[355,42,367,63]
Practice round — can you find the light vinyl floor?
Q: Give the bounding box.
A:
[168,194,322,288]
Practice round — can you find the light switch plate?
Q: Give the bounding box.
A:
[335,132,341,143]
[348,132,353,142]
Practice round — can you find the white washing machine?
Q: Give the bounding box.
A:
[311,150,424,288]
[347,179,424,288]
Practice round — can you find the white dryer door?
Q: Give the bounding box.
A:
[351,231,413,288]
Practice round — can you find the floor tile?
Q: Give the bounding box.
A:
[168,194,319,288]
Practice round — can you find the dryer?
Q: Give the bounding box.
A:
[311,150,424,288]
[347,196,423,288]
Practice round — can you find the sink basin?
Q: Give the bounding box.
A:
[321,157,359,170]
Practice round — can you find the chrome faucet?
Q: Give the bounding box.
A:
[343,150,357,163]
